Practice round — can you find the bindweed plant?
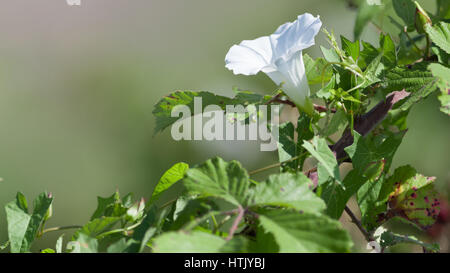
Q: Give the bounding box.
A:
[1,0,449,253]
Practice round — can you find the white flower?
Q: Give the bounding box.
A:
[225,13,322,114]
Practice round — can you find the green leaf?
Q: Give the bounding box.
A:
[73,217,121,240]
[322,164,382,219]
[384,66,438,111]
[347,131,405,230]
[106,238,130,253]
[392,0,416,27]
[357,174,387,231]
[341,36,360,61]
[345,131,404,174]
[247,173,326,213]
[75,233,99,253]
[362,53,384,87]
[124,205,159,253]
[257,210,353,253]
[359,41,380,69]
[429,63,450,115]
[320,46,341,63]
[425,22,450,54]
[380,34,397,67]
[277,122,297,171]
[152,231,229,253]
[304,53,333,85]
[183,157,249,206]
[153,90,272,135]
[302,137,340,186]
[150,162,189,202]
[380,230,440,252]
[168,197,219,230]
[377,165,441,230]
[5,192,53,253]
[90,191,123,220]
[323,109,348,137]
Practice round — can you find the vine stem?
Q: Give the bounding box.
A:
[40,225,82,235]
[344,206,374,242]
[248,152,307,176]
[226,205,245,241]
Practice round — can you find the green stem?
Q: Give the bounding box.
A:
[40,225,82,236]
[183,210,238,231]
[97,222,142,239]
[248,152,308,176]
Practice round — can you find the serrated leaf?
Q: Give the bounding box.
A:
[384,66,438,110]
[302,137,340,186]
[378,166,440,230]
[426,22,450,54]
[428,63,450,115]
[150,162,189,203]
[183,157,249,206]
[380,230,440,252]
[152,231,229,253]
[153,90,272,135]
[257,210,352,253]
[247,173,325,213]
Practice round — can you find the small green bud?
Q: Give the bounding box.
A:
[414,1,432,34]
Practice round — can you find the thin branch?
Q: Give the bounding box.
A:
[344,206,374,242]
[226,206,245,241]
[249,152,307,175]
[40,225,82,235]
[268,97,337,113]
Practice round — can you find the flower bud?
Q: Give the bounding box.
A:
[414,1,432,34]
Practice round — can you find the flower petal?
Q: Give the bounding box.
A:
[266,51,310,108]
[225,36,273,75]
[270,13,322,62]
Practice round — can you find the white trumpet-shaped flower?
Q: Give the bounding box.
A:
[225,13,322,115]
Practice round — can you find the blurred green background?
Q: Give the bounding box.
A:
[0,0,448,252]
